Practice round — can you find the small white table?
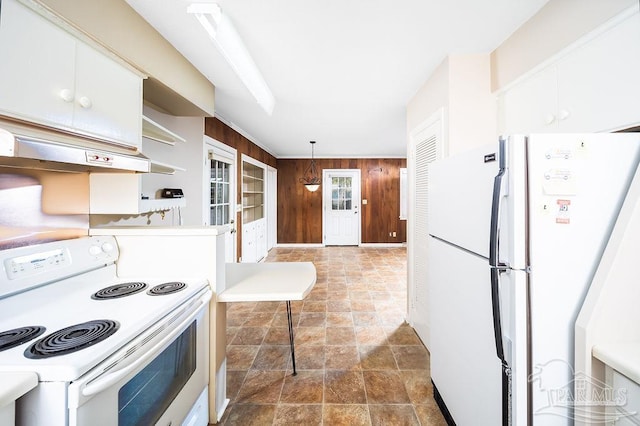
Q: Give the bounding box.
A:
[219,262,317,375]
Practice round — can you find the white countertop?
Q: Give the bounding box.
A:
[90,225,229,236]
[0,372,37,408]
[219,262,316,302]
[593,342,640,384]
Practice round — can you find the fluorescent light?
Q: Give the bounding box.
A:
[187,3,275,115]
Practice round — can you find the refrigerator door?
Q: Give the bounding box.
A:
[429,143,503,425]
[429,144,499,258]
[522,134,640,424]
[492,136,530,425]
[429,236,502,425]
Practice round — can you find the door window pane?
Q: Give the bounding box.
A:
[331,176,353,211]
[210,160,231,225]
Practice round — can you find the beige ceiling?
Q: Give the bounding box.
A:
[125,0,550,158]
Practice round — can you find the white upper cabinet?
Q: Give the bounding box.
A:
[0,0,142,149]
[556,10,640,133]
[500,66,558,133]
[71,42,142,148]
[499,8,640,135]
[0,0,75,129]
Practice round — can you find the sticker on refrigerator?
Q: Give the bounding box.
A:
[543,169,576,195]
[556,199,571,224]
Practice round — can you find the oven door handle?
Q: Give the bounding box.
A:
[81,290,212,397]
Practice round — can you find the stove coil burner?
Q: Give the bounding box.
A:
[24,320,119,359]
[147,282,187,296]
[0,326,46,352]
[92,282,148,300]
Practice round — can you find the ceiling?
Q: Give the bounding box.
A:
[125,0,550,159]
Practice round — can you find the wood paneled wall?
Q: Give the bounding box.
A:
[205,118,406,246]
[205,118,277,172]
[277,158,407,244]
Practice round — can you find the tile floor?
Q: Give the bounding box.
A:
[216,246,447,425]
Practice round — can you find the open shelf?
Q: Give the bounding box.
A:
[142,115,186,145]
[242,161,265,224]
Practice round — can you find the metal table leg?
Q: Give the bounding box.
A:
[286,300,297,376]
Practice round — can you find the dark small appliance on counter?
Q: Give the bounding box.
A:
[160,188,184,198]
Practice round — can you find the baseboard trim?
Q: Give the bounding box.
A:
[274,243,406,248]
[433,381,457,426]
[274,243,324,248]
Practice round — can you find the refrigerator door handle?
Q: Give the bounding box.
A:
[490,139,508,272]
[489,138,511,426]
[489,138,508,362]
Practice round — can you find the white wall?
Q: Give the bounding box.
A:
[406,58,449,138]
[491,0,636,91]
[407,54,496,157]
[141,106,206,226]
[90,105,206,227]
[448,55,496,155]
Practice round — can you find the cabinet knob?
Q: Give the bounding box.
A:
[59,89,74,103]
[545,114,556,125]
[78,96,92,109]
[559,109,570,121]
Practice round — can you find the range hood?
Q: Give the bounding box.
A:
[0,122,150,173]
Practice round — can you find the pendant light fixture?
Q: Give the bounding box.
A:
[300,141,320,192]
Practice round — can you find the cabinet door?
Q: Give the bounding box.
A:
[256,218,267,261]
[0,0,75,127]
[557,12,640,132]
[241,221,257,263]
[499,66,558,134]
[74,42,142,149]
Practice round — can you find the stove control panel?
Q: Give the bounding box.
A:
[0,236,119,298]
[4,248,70,280]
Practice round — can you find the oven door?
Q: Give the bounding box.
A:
[67,288,212,426]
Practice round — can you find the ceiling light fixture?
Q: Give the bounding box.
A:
[300,141,320,192]
[187,3,275,115]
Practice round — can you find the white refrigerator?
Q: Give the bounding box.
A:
[428,133,640,425]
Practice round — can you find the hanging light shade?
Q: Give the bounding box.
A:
[299,141,320,192]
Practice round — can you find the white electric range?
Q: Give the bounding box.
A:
[0,236,211,426]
